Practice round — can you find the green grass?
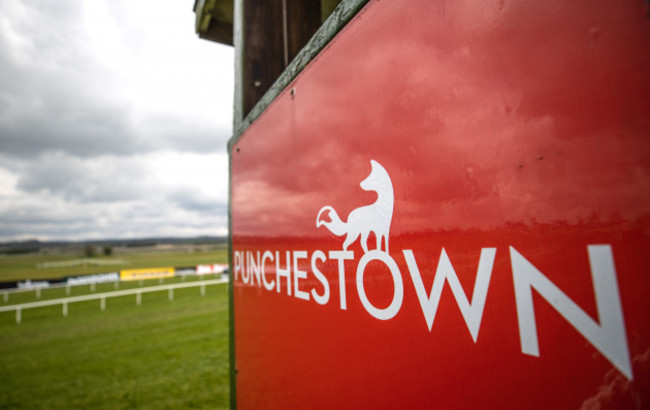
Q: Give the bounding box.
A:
[0,282,229,409]
[0,249,228,281]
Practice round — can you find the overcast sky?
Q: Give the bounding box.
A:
[0,1,234,241]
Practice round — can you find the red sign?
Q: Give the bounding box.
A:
[231,0,650,408]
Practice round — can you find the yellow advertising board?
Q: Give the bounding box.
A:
[119,267,175,281]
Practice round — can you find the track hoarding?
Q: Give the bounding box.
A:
[119,267,175,282]
[230,0,650,408]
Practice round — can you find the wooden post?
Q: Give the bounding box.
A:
[285,0,321,62]
[242,0,285,116]
[238,0,321,121]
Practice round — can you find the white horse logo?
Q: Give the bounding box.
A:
[316,160,394,253]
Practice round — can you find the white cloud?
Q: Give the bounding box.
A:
[0,151,229,240]
[0,0,233,241]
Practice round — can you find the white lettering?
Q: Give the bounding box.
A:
[510,245,632,379]
[403,248,496,342]
[249,251,261,287]
[242,251,250,283]
[261,251,275,291]
[233,251,242,281]
[293,251,310,301]
[275,251,292,295]
[329,250,354,310]
[356,251,403,320]
[311,250,330,305]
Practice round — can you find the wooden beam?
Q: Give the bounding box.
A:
[286,0,322,63]
[242,0,285,116]
[240,0,322,119]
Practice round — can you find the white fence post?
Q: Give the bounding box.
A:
[90,282,95,292]
[3,292,8,302]
[114,281,119,290]
[66,284,71,295]
[1,278,227,323]
[35,288,41,299]
[139,279,143,287]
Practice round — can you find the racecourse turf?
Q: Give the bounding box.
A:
[0,281,229,409]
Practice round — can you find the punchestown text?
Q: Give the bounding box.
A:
[233,245,632,380]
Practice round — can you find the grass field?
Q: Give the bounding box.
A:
[0,248,228,282]
[0,280,229,409]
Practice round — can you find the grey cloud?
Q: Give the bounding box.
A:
[0,194,99,239]
[0,98,140,158]
[0,194,227,241]
[0,205,95,226]
[138,114,231,155]
[0,1,232,241]
[6,153,151,203]
[0,2,230,160]
[0,224,88,240]
[0,4,138,158]
[0,59,230,158]
[168,188,228,216]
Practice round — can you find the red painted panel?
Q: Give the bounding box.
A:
[231,0,650,408]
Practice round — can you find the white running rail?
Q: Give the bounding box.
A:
[0,277,228,324]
